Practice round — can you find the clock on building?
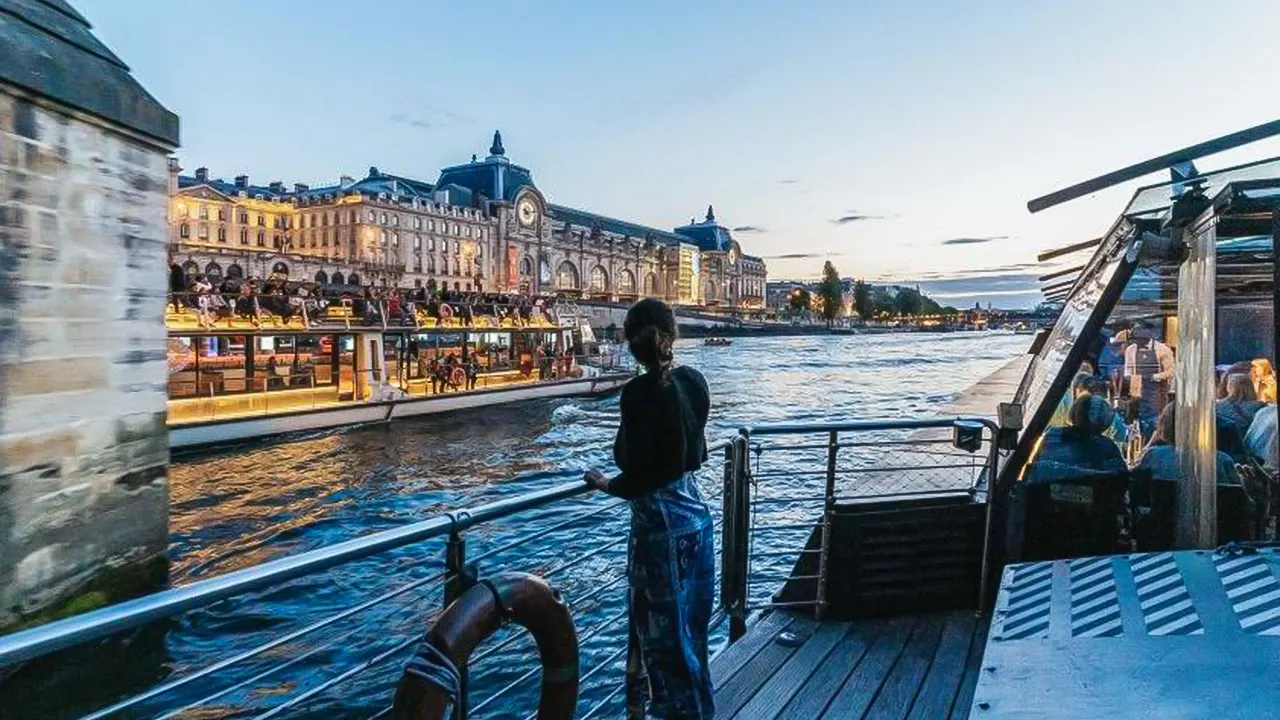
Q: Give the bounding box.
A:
[517,197,538,228]
[729,244,740,266]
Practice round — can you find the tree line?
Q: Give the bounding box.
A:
[788,261,959,326]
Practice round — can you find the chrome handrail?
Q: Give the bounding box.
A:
[0,479,591,667]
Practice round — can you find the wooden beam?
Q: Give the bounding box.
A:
[1037,264,1084,283]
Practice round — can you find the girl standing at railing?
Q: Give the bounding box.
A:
[586,298,715,720]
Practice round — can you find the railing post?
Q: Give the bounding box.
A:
[724,434,751,642]
[815,430,838,621]
[444,527,477,720]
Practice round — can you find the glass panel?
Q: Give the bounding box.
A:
[1123,156,1280,218]
[1015,224,1136,444]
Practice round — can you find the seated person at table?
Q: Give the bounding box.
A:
[1217,373,1264,462]
[1048,372,1127,444]
[1135,405,1242,487]
[1025,395,1128,484]
[1246,403,1278,474]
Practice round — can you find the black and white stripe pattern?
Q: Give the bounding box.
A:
[1214,552,1280,635]
[1069,556,1122,637]
[998,562,1053,640]
[1131,552,1203,636]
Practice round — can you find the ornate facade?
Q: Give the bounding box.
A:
[168,132,767,309]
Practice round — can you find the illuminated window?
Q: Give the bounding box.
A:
[367,210,375,222]
[465,226,471,238]
[414,235,421,249]
[198,205,208,220]
[393,232,400,248]
[381,230,388,247]
[380,212,387,225]
[414,217,422,229]
[429,220,436,231]
[392,215,399,227]
[476,245,483,257]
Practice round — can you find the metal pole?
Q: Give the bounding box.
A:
[1175,219,1218,548]
[727,435,751,642]
[815,431,838,621]
[443,529,474,720]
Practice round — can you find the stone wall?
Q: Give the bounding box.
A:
[0,88,171,629]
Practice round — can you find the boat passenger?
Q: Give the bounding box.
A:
[465,357,479,391]
[1216,373,1264,461]
[1217,361,1253,399]
[585,298,715,720]
[1025,394,1128,484]
[1135,404,1242,487]
[1246,404,1278,474]
[1253,358,1277,404]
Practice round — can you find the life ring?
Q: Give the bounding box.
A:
[392,572,578,720]
[449,366,466,387]
[439,303,454,320]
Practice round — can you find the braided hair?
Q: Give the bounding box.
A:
[624,298,677,382]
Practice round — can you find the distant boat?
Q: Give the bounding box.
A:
[704,338,733,347]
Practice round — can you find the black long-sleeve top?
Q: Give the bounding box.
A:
[605,366,710,499]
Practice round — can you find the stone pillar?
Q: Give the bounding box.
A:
[0,0,179,630]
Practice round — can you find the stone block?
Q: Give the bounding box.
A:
[5,356,109,397]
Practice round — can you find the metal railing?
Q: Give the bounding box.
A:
[0,452,727,720]
[717,417,1003,638]
[0,415,999,717]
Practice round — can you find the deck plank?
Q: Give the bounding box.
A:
[713,616,818,718]
[775,618,884,719]
[710,611,795,691]
[726,620,851,720]
[863,614,946,720]
[820,617,916,718]
[947,615,990,720]
[906,612,979,720]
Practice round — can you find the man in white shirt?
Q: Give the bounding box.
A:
[1245,404,1278,473]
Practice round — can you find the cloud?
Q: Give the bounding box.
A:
[761,252,846,260]
[732,225,765,233]
[778,179,800,185]
[389,112,432,130]
[831,212,885,225]
[939,235,1009,246]
[389,104,476,131]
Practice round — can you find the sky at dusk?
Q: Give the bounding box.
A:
[77,0,1280,308]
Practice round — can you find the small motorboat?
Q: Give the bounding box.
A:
[704,337,733,347]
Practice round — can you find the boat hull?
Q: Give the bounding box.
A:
[170,373,630,451]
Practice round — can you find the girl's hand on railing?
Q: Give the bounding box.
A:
[584,469,609,491]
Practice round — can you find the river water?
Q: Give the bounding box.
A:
[25,332,1028,720]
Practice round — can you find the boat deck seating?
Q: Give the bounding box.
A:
[711,609,987,719]
[1016,474,1130,562]
[1128,474,1257,550]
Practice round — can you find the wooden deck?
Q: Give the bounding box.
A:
[711,610,988,720]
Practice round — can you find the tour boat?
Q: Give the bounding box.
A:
[704,337,734,347]
[164,295,630,450]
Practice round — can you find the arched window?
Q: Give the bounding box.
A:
[556,261,580,290]
[348,273,361,287]
[644,272,658,296]
[315,270,329,285]
[272,262,289,276]
[332,271,345,286]
[617,269,636,294]
[520,257,534,277]
[204,262,222,282]
[589,266,609,293]
[226,263,245,280]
